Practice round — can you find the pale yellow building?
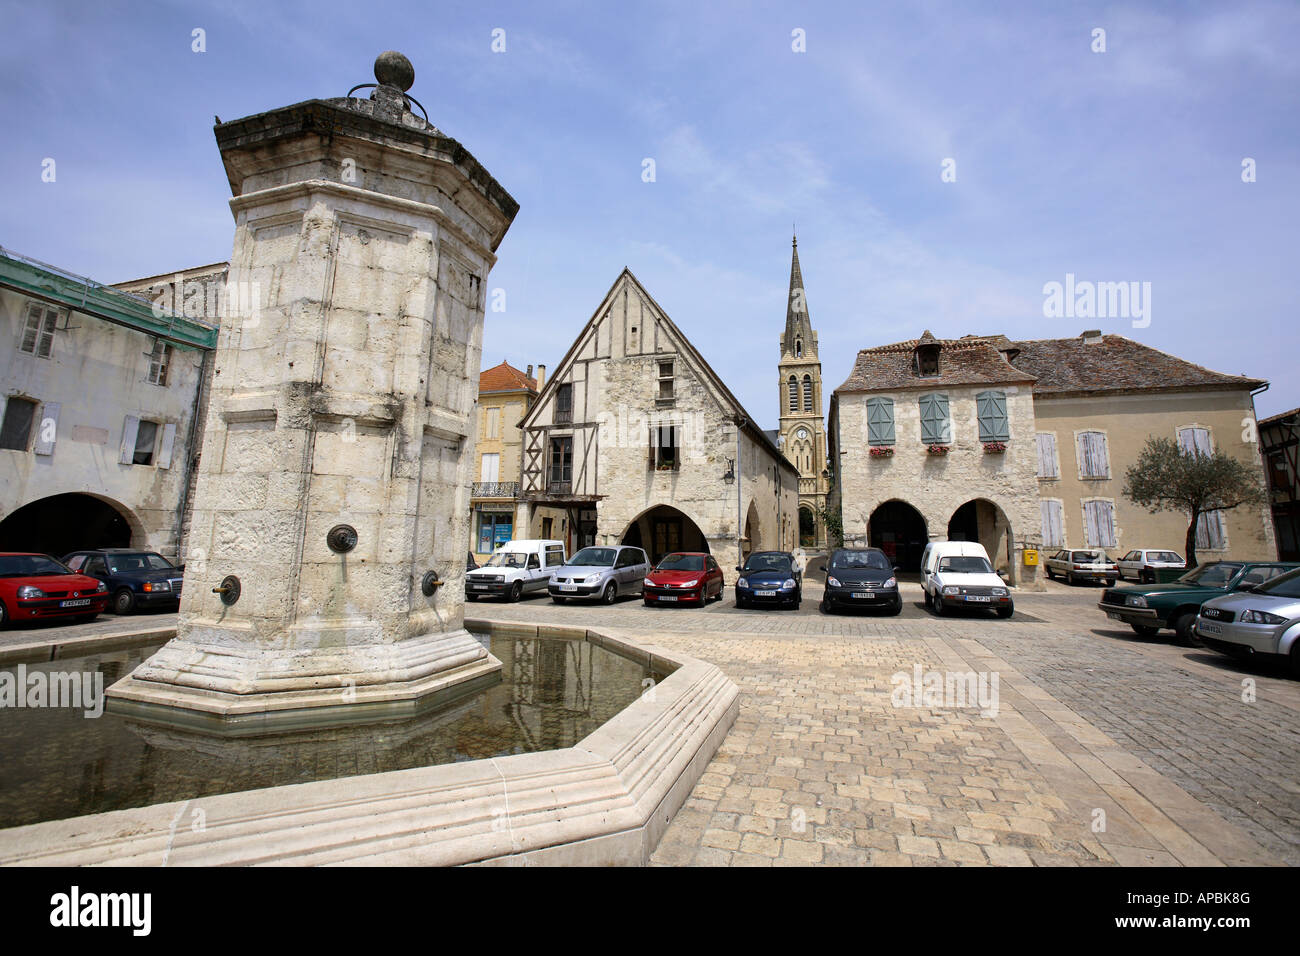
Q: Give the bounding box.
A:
[470,360,540,560]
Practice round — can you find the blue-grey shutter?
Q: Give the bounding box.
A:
[867,397,895,445]
[919,393,950,444]
[976,390,1009,442]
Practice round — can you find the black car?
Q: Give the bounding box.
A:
[735,551,802,609]
[61,548,183,615]
[821,547,902,615]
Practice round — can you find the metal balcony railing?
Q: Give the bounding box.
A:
[471,481,519,498]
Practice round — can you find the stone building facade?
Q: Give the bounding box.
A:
[777,236,830,549]
[0,247,217,561]
[516,268,799,568]
[470,359,540,560]
[1259,407,1299,561]
[829,330,1275,586]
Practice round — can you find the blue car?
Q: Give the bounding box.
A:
[735,551,802,609]
[61,548,183,615]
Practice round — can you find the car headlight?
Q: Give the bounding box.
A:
[992,587,1007,596]
[827,575,841,588]
[682,579,699,588]
[1240,609,1286,625]
[143,581,171,593]
[942,585,960,595]
[95,581,107,592]
[882,577,896,589]
[737,577,748,588]
[781,579,796,589]
[643,578,655,587]
[1125,595,1148,608]
[17,585,45,599]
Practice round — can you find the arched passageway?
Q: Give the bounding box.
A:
[948,498,1014,578]
[0,493,136,558]
[622,505,710,564]
[868,500,928,571]
[798,507,816,548]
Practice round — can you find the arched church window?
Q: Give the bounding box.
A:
[803,375,814,411]
[788,376,798,412]
[795,338,803,358]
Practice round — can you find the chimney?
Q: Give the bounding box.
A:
[536,364,546,390]
[526,364,533,378]
[1081,329,1104,345]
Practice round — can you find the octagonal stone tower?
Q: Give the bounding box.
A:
[108,53,519,731]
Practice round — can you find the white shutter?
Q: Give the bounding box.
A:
[1036,434,1057,478]
[1196,509,1227,550]
[1079,432,1109,478]
[33,402,61,456]
[1179,427,1213,456]
[119,416,140,465]
[157,422,177,469]
[1040,500,1065,547]
[1083,500,1116,548]
[480,452,500,483]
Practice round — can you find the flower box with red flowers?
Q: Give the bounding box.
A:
[869,446,895,458]
[982,441,1007,454]
[926,444,951,456]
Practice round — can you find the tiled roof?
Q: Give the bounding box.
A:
[834,335,1035,393]
[479,361,537,394]
[1007,334,1266,396]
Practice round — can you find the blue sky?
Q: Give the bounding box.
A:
[3,0,1298,423]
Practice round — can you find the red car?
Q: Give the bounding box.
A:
[643,552,725,606]
[0,552,109,627]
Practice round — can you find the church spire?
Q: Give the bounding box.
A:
[784,232,812,349]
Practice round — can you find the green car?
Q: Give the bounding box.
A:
[1097,560,1300,645]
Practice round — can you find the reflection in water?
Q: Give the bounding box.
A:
[0,634,663,829]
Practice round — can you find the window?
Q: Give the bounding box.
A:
[1040,500,1065,547]
[1178,426,1212,457]
[658,362,675,402]
[918,393,951,444]
[1083,499,1117,548]
[485,406,501,439]
[788,376,798,412]
[479,452,500,483]
[802,375,813,411]
[1077,431,1110,479]
[650,424,680,471]
[548,437,572,486]
[1195,509,1228,551]
[133,420,158,465]
[0,397,38,451]
[1035,433,1059,478]
[19,302,58,358]
[914,344,940,376]
[146,340,172,386]
[975,390,1010,442]
[866,397,894,446]
[555,383,573,424]
[476,512,513,552]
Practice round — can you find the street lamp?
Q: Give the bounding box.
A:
[723,458,735,484]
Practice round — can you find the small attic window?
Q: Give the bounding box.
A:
[914,343,940,377]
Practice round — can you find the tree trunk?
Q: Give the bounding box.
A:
[1185,508,1199,569]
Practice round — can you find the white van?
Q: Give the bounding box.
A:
[465,539,566,602]
[920,541,1014,618]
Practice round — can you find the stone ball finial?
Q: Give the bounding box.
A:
[374,51,415,92]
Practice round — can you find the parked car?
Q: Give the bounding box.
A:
[821,547,901,615]
[1117,549,1186,584]
[643,552,725,606]
[0,553,110,627]
[1097,560,1300,645]
[61,548,183,615]
[465,539,566,602]
[735,551,802,609]
[1044,549,1119,586]
[1196,567,1300,675]
[921,541,1013,618]
[549,545,650,604]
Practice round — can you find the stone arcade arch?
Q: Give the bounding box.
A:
[743,500,762,560]
[868,500,928,571]
[621,504,710,565]
[948,498,1015,581]
[0,493,144,559]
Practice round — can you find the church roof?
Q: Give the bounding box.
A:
[784,235,813,346]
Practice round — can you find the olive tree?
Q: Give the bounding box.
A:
[1122,437,1264,568]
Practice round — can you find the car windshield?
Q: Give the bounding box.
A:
[830,550,890,570]
[106,553,174,574]
[1176,562,1243,586]
[657,553,704,572]
[569,547,617,567]
[744,554,792,574]
[0,555,71,577]
[1071,551,1107,563]
[938,556,993,574]
[485,552,527,568]
[1255,568,1300,598]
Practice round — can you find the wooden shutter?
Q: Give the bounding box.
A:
[1084,500,1116,548]
[1196,509,1227,550]
[1040,500,1063,547]
[867,397,895,445]
[157,422,177,469]
[1179,427,1212,456]
[119,416,140,465]
[1078,431,1109,478]
[1035,433,1058,478]
[919,393,950,444]
[33,401,60,456]
[976,391,1009,442]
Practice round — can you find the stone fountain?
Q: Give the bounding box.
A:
[107,52,519,732]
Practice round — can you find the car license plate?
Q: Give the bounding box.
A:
[60,599,91,608]
[853,592,875,599]
[756,590,776,597]
[1107,612,1122,621]
[470,584,488,590]
[1199,621,1222,635]
[967,595,991,602]
[561,584,578,592]
[659,595,677,602]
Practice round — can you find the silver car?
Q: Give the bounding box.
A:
[1117,549,1186,584]
[548,545,650,604]
[1196,567,1300,675]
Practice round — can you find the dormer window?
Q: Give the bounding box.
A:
[914,344,940,376]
